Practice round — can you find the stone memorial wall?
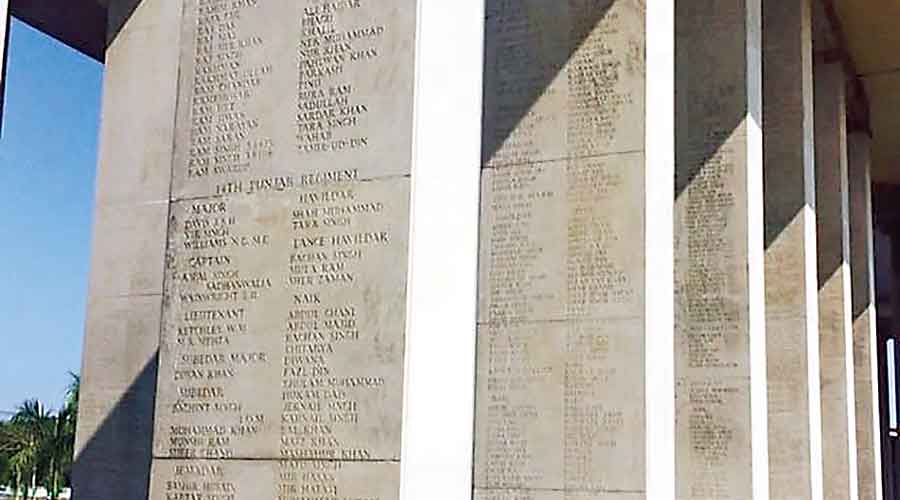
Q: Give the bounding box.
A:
[148,1,415,499]
[674,1,761,498]
[762,1,819,499]
[70,1,892,499]
[474,1,647,498]
[814,61,856,500]
[849,132,881,500]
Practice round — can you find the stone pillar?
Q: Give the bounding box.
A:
[473,0,675,498]
[848,132,883,500]
[141,0,424,498]
[398,0,483,498]
[73,1,182,499]
[814,60,857,500]
[76,0,487,498]
[674,0,767,498]
[762,1,823,499]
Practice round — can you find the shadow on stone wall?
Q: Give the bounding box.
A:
[72,351,158,500]
[72,1,837,499]
[480,0,615,165]
[106,0,143,48]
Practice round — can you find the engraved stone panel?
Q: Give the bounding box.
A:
[482,0,645,168]
[475,0,647,497]
[478,154,644,324]
[474,489,643,500]
[171,0,416,200]
[674,128,754,500]
[149,0,416,498]
[474,320,644,492]
[149,459,400,500]
[674,0,760,498]
[154,178,409,462]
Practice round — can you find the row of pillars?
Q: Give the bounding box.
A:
[646,0,883,498]
[67,0,886,499]
[416,0,887,497]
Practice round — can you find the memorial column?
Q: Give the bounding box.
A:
[397,0,483,498]
[73,1,183,499]
[473,0,676,498]
[848,131,883,500]
[814,60,857,500]
[145,1,421,499]
[762,0,823,498]
[674,0,767,498]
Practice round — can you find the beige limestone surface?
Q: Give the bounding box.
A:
[815,60,855,500]
[762,0,819,498]
[74,1,183,499]
[673,0,763,498]
[147,0,417,498]
[848,132,881,500]
[149,458,400,500]
[474,0,648,497]
[153,179,410,461]
[170,0,416,200]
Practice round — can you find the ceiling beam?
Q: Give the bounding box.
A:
[10,0,106,62]
[819,0,872,135]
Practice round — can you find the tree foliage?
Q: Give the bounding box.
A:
[0,373,79,500]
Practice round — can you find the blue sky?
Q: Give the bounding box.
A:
[0,19,103,414]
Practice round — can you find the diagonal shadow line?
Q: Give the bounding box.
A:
[72,350,158,500]
[812,59,846,295]
[809,0,856,295]
[9,0,107,62]
[106,0,143,49]
[74,0,876,497]
[480,0,617,167]
[761,0,813,258]
[672,0,755,329]
[674,0,749,202]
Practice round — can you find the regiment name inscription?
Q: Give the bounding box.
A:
[149,0,416,499]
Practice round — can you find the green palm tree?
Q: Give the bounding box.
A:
[46,374,79,500]
[0,377,80,500]
[0,420,26,497]
[3,401,51,500]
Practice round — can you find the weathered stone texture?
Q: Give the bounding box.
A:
[475,0,648,497]
[848,132,882,500]
[762,0,819,498]
[815,61,855,500]
[74,1,182,499]
[674,0,763,498]
[147,0,417,498]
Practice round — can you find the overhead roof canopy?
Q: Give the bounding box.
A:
[834,0,900,184]
[10,0,106,62]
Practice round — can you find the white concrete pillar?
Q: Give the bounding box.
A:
[473,0,675,498]
[848,131,883,500]
[73,2,182,499]
[762,1,823,498]
[674,0,767,498]
[814,60,858,500]
[398,0,483,498]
